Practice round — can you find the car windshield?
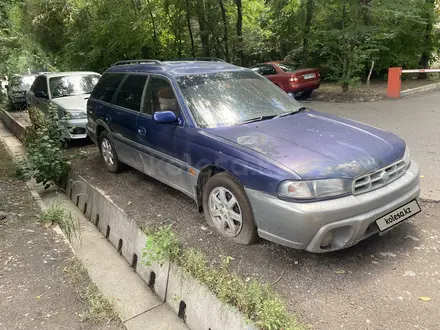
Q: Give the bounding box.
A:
[50,74,100,98]
[278,62,297,72]
[177,70,302,128]
[10,75,36,90]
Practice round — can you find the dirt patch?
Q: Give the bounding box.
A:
[8,109,32,127]
[0,141,124,329]
[68,145,440,330]
[310,79,440,103]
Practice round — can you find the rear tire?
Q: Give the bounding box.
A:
[99,130,122,173]
[202,172,258,245]
[298,90,313,99]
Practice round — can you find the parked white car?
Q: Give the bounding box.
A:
[27,72,101,139]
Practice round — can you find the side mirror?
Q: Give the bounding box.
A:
[153,111,178,124]
[34,91,48,99]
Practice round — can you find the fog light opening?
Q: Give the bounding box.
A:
[321,230,335,248]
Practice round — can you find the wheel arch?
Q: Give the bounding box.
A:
[196,165,243,212]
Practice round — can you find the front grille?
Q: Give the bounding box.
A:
[352,159,407,195]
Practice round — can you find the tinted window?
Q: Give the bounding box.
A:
[90,74,125,103]
[50,74,100,98]
[114,75,148,111]
[260,65,277,75]
[33,76,48,94]
[144,77,180,117]
[177,70,302,128]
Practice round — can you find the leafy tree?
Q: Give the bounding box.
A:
[1,0,439,91]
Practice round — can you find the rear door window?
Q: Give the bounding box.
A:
[91,73,125,103]
[114,74,148,112]
[33,76,48,95]
[260,65,277,76]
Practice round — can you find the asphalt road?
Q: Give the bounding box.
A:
[305,91,440,201]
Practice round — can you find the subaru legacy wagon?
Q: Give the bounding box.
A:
[86,59,420,253]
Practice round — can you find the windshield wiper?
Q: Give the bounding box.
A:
[275,106,308,118]
[240,114,278,124]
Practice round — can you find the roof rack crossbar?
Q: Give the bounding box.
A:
[112,59,163,66]
[169,57,226,63]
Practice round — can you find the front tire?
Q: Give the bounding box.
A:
[202,172,258,245]
[99,131,122,173]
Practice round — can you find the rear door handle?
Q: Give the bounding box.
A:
[138,126,146,136]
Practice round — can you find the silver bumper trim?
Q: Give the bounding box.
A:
[246,161,420,252]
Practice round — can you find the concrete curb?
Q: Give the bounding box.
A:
[62,169,254,330]
[0,108,27,142]
[1,110,255,330]
[400,82,440,98]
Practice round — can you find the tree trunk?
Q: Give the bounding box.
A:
[418,0,435,79]
[235,0,244,66]
[341,1,349,92]
[366,60,375,87]
[146,0,160,58]
[196,0,210,57]
[302,0,314,67]
[218,0,230,62]
[185,0,196,57]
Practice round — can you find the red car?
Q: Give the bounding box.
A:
[251,61,320,98]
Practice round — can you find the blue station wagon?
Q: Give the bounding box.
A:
[86,59,421,253]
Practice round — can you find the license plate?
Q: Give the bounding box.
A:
[303,73,315,80]
[376,200,421,232]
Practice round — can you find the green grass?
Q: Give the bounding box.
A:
[143,226,302,330]
[39,201,79,243]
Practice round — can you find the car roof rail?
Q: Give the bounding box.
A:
[169,57,226,63]
[111,59,163,66]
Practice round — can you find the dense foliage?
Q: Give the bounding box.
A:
[1,0,439,89]
[22,105,68,188]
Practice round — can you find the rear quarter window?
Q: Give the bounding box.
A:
[90,73,125,103]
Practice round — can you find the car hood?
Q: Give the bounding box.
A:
[51,94,89,112]
[205,110,406,179]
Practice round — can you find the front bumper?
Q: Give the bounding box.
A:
[59,118,88,139]
[9,95,27,105]
[246,161,420,253]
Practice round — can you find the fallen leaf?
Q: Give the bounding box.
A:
[334,269,346,274]
[380,252,396,258]
[4,256,12,266]
[419,296,431,302]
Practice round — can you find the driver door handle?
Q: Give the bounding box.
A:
[138,126,146,136]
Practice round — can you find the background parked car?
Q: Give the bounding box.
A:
[27,71,101,139]
[251,61,320,98]
[7,74,37,110]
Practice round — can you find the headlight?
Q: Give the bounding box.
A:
[278,178,352,200]
[63,110,87,120]
[403,146,411,168]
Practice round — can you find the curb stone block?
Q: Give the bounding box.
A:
[166,263,255,330]
[135,235,170,302]
[68,172,93,220]
[90,186,112,237]
[0,109,27,142]
[84,175,170,301]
